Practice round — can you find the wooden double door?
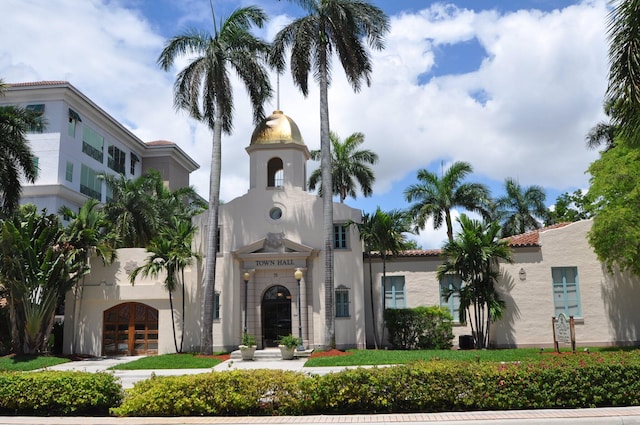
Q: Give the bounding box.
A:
[103,302,158,356]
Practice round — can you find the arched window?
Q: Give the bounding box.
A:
[267,157,284,187]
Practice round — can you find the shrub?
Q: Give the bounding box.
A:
[0,371,122,415]
[112,369,308,417]
[385,306,454,349]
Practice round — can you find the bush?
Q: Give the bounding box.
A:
[112,369,308,417]
[113,351,640,416]
[0,371,122,415]
[384,306,454,349]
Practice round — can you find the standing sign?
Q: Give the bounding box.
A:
[552,313,576,352]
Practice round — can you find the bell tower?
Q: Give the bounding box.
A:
[246,110,310,191]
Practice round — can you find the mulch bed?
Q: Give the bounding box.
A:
[310,349,351,358]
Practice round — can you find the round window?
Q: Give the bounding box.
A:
[269,207,282,220]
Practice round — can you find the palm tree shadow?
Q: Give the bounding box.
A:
[492,271,520,348]
[600,265,640,345]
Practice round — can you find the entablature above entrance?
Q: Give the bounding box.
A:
[232,233,319,269]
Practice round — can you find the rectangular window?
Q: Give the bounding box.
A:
[82,126,104,163]
[65,162,73,182]
[68,108,81,137]
[552,267,581,317]
[216,226,221,253]
[32,157,39,179]
[334,224,348,249]
[107,145,126,174]
[384,276,406,309]
[25,104,45,132]
[130,152,140,176]
[80,164,102,201]
[440,274,462,322]
[335,287,350,318]
[214,292,221,320]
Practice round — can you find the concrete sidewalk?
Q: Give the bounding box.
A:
[27,354,640,424]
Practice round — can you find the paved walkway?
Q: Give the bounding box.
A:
[9,355,640,425]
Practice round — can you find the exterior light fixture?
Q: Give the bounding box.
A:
[243,272,251,334]
[519,268,527,281]
[294,268,305,351]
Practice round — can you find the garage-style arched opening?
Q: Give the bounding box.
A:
[103,302,158,356]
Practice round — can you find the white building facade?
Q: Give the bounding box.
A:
[6,81,637,356]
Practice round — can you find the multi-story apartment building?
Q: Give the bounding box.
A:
[0,81,199,215]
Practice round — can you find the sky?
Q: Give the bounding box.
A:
[0,0,609,249]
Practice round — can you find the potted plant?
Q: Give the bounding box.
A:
[239,333,256,361]
[278,334,301,360]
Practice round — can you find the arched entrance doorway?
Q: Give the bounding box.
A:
[103,302,158,356]
[262,285,292,347]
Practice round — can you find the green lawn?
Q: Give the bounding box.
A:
[303,347,622,367]
[108,353,226,370]
[0,355,70,371]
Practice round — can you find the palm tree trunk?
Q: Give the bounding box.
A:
[319,46,335,349]
[367,254,378,349]
[201,110,223,355]
[445,211,454,242]
[8,293,21,354]
[381,253,387,346]
[169,290,179,353]
[180,268,186,353]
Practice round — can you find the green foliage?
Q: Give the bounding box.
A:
[278,334,301,349]
[384,307,454,350]
[112,370,307,416]
[588,143,640,275]
[0,371,122,415]
[494,177,547,237]
[546,189,594,225]
[0,207,86,354]
[241,333,256,346]
[114,351,640,416]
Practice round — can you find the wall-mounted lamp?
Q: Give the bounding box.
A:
[519,268,527,281]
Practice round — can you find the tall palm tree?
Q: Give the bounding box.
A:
[100,171,162,248]
[352,207,410,348]
[437,214,512,349]
[158,4,271,354]
[495,178,547,237]
[60,198,117,354]
[271,0,389,348]
[404,161,490,242]
[605,0,640,147]
[308,131,378,203]
[130,217,199,353]
[0,79,40,217]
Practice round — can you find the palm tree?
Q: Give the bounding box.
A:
[100,171,162,248]
[404,161,490,242]
[271,0,389,348]
[158,3,271,354]
[437,214,512,349]
[0,79,40,217]
[130,217,199,353]
[586,99,617,152]
[308,131,378,203]
[495,178,547,237]
[60,198,117,354]
[605,0,640,147]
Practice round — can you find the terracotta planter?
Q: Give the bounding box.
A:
[239,345,256,361]
[279,345,296,360]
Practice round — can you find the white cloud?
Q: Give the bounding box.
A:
[0,0,610,237]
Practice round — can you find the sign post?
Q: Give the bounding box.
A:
[552,313,575,353]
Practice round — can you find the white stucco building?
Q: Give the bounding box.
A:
[0,81,198,214]
[5,81,639,356]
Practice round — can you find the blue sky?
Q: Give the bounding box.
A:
[0,0,608,248]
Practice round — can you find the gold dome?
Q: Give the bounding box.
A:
[250,110,304,146]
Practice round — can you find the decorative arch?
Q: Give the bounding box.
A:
[261,285,291,347]
[267,157,284,187]
[103,302,158,356]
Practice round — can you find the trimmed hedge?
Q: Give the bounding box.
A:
[113,352,640,416]
[385,306,454,349]
[0,371,122,415]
